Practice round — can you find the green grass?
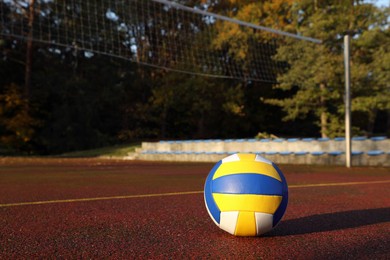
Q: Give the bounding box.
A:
[59,143,141,158]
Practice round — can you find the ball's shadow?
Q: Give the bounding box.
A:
[267,207,390,236]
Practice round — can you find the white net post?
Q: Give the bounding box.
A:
[344,34,352,168]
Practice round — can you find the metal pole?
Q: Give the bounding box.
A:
[153,0,322,43]
[344,35,351,168]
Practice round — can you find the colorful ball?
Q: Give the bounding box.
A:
[204,153,288,236]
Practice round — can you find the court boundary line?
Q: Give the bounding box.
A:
[1,180,389,208]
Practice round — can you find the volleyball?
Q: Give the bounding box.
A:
[204,153,288,236]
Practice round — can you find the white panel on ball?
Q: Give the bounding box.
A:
[255,212,274,235]
[220,211,239,235]
[221,154,240,163]
[255,154,273,164]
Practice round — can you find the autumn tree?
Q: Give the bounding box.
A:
[268,1,388,137]
[207,0,388,137]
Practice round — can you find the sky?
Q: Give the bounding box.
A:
[370,0,389,7]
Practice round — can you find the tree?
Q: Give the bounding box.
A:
[267,1,388,137]
[0,0,39,152]
[0,83,39,153]
[206,0,388,137]
[147,71,248,139]
[351,6,390,135]
[25,0,35,99]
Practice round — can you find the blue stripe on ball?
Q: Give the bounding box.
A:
[212,174,283,195]
[272,163,288,226]
[204,160,222,224]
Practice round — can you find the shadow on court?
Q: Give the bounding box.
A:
[270,207,390,236]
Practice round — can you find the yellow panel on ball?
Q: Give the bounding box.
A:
[235,211,257,236]
[212,193,282,214]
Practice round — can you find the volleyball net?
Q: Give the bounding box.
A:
[0,0,320,82]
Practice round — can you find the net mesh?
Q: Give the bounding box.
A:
[0,0,320,82]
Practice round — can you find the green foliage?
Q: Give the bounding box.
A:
[350,6,390,135]
[32,50,142,154]
[0,83,39,152]
[265,1,389,137]
[147,71,249,139]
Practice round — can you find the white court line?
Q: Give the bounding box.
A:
[289,179,390,188]
[0,180,389,208]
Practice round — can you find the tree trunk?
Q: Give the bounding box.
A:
[196,112,205,139]
[387,109,390,136]
[367,109,377,136]
[160,103,168,138]
[320,83,327,138]
[25,0,36,100]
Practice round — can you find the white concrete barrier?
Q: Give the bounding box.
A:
[136,137,390,166]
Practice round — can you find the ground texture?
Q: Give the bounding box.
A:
[0,158,389,259]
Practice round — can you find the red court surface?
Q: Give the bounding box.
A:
[0,158,389,259]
